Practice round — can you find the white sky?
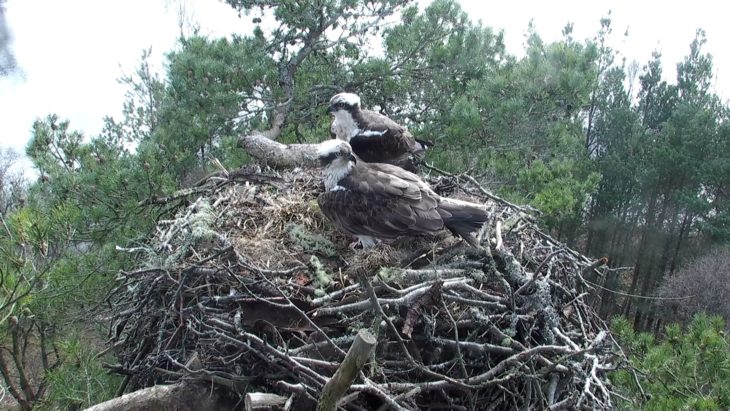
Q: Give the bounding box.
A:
[1,0,728,158]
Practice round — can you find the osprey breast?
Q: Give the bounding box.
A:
[331,112,360,140]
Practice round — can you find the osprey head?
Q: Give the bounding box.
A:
[318,139,357,191]
[328,92,361,114]
[317,139,357,166]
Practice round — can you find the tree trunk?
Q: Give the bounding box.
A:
[669,212,692,275]
[633,195,672,330]
[603,212,635,317]
[622,189,660,317]
[607,204,630,263]
[585,223,595,257]
[657,204,680,276]
[632,250,657,330]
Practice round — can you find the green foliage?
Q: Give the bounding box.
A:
[37,334,120,411]
[0,190,121,410]
[515,157,599,231]
[219,0,413,147]
[612,314,730,411]
[1,57,176,409]
[375,0,504,138]
[153,36,276,180]
[419,21,601,237]
[585,29,730,325]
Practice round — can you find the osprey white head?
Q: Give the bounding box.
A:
[316,139,356,191]
[317,138,352,159]
[329,92,361,112]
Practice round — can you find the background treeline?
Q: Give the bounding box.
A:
[0,0,728,409]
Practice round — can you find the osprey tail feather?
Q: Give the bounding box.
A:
[438,198,488,248]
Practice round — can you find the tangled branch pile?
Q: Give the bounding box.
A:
[106,166,624,410]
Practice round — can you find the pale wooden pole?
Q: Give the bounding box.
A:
[316,329,377,411]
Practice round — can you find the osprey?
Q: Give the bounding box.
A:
[328,92,433,172]
[316,139,487,248]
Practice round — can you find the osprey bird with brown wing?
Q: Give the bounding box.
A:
[316,139,487,248]
[328,92,433,172]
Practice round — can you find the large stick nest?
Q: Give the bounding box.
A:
[106,166,624,410]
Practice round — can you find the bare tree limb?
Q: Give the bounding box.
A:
[238,133,321,168]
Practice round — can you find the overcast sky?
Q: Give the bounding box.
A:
[1,0,728,157]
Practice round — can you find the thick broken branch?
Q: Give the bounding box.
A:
[317,329,377,411]
[245,393,288,411]
[83,382,228,411]
[238,133,321,168]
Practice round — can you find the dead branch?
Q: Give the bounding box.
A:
[317,329,377,411]
[402,281,442,338]
[238,134,322,168]
[83,382,229,411]
[245,393,288,411]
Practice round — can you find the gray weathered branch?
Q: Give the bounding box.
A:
[238,132,321,168]
[316,329,377,411]
[83,382,227,411]
[245,392,288,411]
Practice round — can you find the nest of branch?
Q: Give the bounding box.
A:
[106,166,624,410]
